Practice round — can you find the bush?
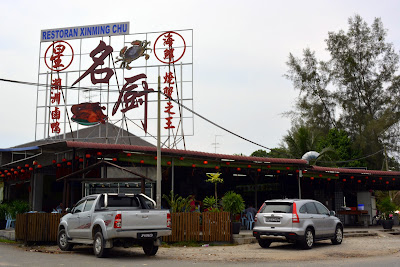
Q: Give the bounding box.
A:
[162,191,192,213]
[221,191,245,220]
[1,200,30,219]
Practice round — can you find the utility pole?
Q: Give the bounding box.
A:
[156,73,162,209]
[211,135,222,153]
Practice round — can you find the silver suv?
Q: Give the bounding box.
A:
[253,199,343,249]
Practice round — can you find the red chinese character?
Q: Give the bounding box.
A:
[165,117,175,129]
[164,101,175,115]
[163,72,175,84]
[163,86,174,99]
[72,40,114,86]
[112,74,154,133]
[51,107,61,120]
[50,44,65,69]
[51,121,61,134]
[51,78,62,90]
[164,48,175,62]
[163,33,174,47]
[51,92,61,104]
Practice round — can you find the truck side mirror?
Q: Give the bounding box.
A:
[66,208,71,213]
[330,210,336,216]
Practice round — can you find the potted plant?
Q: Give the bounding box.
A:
[221,191,245,234]
[377,196,397,229]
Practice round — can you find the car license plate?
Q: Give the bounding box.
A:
[265,217,280,222]
[138,232,157,239]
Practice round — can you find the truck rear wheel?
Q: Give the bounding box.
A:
[143,241,159,256]
[93,231,108,258]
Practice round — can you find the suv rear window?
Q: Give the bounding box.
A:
[260,202,293,213]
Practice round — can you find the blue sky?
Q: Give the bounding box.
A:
[0,0,399,156]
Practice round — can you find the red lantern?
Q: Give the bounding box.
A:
[237,167,241,171]
[140,160,145,164]
[276,170,281,174]
[357,180,361,183]
[286,167,290,170]
[52,160,56,164]
[4,170,8,173]
[86,154,91,158]
[257,168,261,172]
[67,162,72,166]
[343,178,346,182]
[365,176,368,180]
[203,161,208,165]
[310,177,314,180]
[11,168,14,172]
[327,178,331,181]
[167,161,172,165]
[17,166,21,169]
[7,173,11,176]
[33,161,38,165]
[247,165,252,168]
[57,163,61,167]
[97,152,102,156]
[21,169,25,173]
[335,174,339,177]
[386,181,389,184]
[14,171,18,174]
[379,177,383,180]
[154,156,157,160]
[372,180,376,183]
[29,167,33,171]
[38,165,42,168]
[393,178,396,181]
[113,158,117,162]
[267,165,271,168]
[25,164,29,168]
[350,176,354,179]
[179,157,184,161]
[226,162,230,165]
[62,158,67,162]
[319,174,323,178]
[79,158,84,163]
[192,164,196,168]
[127,153,132,157]
[215,166,219,170]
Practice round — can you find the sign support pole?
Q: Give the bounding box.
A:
[156,70,162,209]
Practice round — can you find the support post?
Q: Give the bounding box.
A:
[156,73,162,209]
[298,170,302,199]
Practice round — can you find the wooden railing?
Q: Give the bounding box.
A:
[164,212,232,242]
[15,213,62,242]
[15,212,232,243]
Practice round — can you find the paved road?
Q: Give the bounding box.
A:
[1,242,400,267]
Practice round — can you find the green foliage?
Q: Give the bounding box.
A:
[0,200,30,219]
[250,150,268,157]
[206,173,223,202]
[285,14,400,169]
[203,196,220,212]
[162,191,192,213]
[377,196,398,220]
[283,125,320,159]
[221,191,245,220]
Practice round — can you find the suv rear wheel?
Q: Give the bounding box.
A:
[258,239,272,248]
[331,225,343,245]
[301,228,314,249]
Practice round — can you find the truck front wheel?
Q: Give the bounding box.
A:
[57,229,74,251]
[93,231,108,257]
[143,241,159,256]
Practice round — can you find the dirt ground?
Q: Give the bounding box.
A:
[21,232,400,263]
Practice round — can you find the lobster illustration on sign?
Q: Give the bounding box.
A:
[115,40,152,70]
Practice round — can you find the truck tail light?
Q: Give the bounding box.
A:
[255,203,265,222]
[114,213,122,228]
[292,202,299,223]
[167,213,171,228]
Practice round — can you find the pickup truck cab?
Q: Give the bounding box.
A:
[57,193,171,257]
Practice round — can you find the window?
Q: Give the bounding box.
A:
[108,196,140,208]
[305,202,318,214]
[314,202,329,215]
[83,199,96,212]
[260,202,293,213]
[73,200,86,213]
[299,204,307,213]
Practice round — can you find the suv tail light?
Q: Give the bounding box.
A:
[255,203,265,222]
[292,202,299,223]
[167,213,171,228]
[114,213,122,228]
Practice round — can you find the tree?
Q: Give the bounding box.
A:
[286,15,400,169]
[250,149,268,157]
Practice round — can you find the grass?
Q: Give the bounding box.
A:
[0,238,18,244]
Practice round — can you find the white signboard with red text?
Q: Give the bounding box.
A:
[36,23,193,148]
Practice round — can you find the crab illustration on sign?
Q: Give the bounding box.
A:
[115,40,152,70]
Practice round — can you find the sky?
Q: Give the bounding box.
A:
[0,0,399,157]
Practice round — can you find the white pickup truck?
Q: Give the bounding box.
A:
[57,193,171,257]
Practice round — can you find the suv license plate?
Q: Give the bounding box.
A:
[265,217,281,222]
[138,232,157,239]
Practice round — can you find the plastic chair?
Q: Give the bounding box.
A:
[246,212,255,230]
[240,211,247,227]
[5,213,15,229]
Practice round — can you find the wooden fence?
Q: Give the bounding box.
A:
[164,212,231,242]
[15,212,232,243]
[15,213,62,242]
